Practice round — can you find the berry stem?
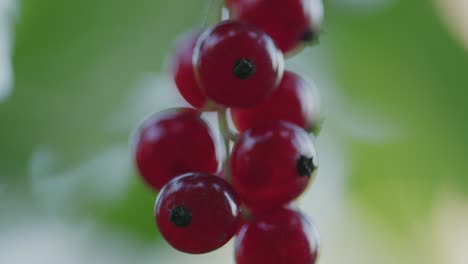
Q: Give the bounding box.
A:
[203,0,237,183]
[200,100,217,112]
[217,108,237,183]
[202,0,224,26]
[218,108,238,142]
[311,115,325,137]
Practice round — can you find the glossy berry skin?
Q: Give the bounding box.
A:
[155,173,242,254]
[169,30,212,110]
[194,20,284,107]
[133,108,219,190]
[227,0,323,53]
[231,122,317,213]
[231,70,319,133]
[235,207,320,264]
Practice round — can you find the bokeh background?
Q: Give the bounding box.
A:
[1,0,468,263]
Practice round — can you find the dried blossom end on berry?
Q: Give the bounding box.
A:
[169,205,192,227]
[297,155,315,177]
[233,58,256,80]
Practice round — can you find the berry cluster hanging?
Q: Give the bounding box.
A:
[132,0,324,263]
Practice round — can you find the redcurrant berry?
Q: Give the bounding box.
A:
[231,122,317,213]
[133,108,219,190]
[194,20,284,107]
[169,30,213,110]
[155,173,242,254]
[235,207,319,264]
[231,70,319,133]
[228,0,324,53]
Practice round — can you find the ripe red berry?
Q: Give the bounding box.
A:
[194,20,284,107]
[169,30,213,110]
[133,108,219,190]
[235,207,320,264]
[228,0,324,53]
[155,173,242,254]
[231,122,317,213]
[231,70,319,133]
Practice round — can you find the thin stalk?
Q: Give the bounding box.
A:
[202,0,224,27]
[217,108,237,183]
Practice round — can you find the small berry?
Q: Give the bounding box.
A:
[194,20,284,107]
[231,122,317,213]
[231,70,319,133]
[155,173,242,254]
[228,0,324,53]
[235,207,320,264]
[133,108,219,190]
[169,30,213,110]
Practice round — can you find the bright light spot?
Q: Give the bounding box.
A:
[435,0,468,52]
[0,0,16,102]
[434,191,468,264]
[289,54,406,144]
[28,144,132,212]
[107,74,183,134]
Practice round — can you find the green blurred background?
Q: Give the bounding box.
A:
[1,0,467,263]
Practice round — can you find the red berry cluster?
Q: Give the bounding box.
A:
[133,0,323,263]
